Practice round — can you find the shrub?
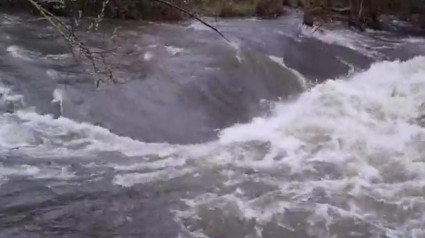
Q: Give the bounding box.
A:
[255,0,285,18]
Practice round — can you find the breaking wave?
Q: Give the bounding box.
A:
[0,49,425,237]
[176,56,425,238]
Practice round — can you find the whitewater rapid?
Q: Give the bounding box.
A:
[1,55,425,237]
[3,12,425,237]
[193,56,425,238]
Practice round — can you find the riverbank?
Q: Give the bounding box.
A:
[0,0,288,20]
[303,0,425,33]
[1,0,424,35]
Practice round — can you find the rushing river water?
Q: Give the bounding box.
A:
[1,11,425,238]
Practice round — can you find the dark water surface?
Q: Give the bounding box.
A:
[1,12,425,238]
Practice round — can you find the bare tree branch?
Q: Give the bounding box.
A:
[23,0,229,87]
[26,0,116,87]
[153,0,230,42]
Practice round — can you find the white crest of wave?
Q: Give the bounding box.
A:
[268,55,307,88]
[176,56,425,238]
[186,21,211,31]
[0,111,178,157]
[217,56,425,181]
[0,83,25,108]
[6,45,41,61]
[0,164,75,182]
[165,46,186,56]
[220,56,425,155]
[52,87,65,115]
[301,27,425,59]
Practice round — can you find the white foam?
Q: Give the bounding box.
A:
[301,26,425,59]
[0,14,20,25]
[113,167,193,187]
[175,56,425,237]
[0,163,75,181]
[165,46,186,56]
[216,56,425,189]
[228,41,243,63]
[43,53,72,60]
[0,83,25,109]
[186,21,211,31]
[109,156,187,171]
[143,52,154,61]
[220,57,425,147]
[0,109,178,158]
[52,87,65,115]
[268,55,307,88]
[6,45,41,61]
[1,54,425,235]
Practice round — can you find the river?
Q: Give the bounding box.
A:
[1,11,425,238]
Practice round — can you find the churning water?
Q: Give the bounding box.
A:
[1,12,425,238]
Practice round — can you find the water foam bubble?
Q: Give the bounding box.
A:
[6,45,41,61]
[165,46,186,56]
[301,26,425,59]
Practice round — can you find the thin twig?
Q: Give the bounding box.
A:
[25,0,226,86]
[153,0,229,42]
[26,0,115,87]
[312,22,324,33]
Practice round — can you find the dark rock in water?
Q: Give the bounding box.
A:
[303,13,314,27]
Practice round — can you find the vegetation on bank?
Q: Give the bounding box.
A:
[1,0,424,30]
[302,0,425,31]
[0,0,287,19]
